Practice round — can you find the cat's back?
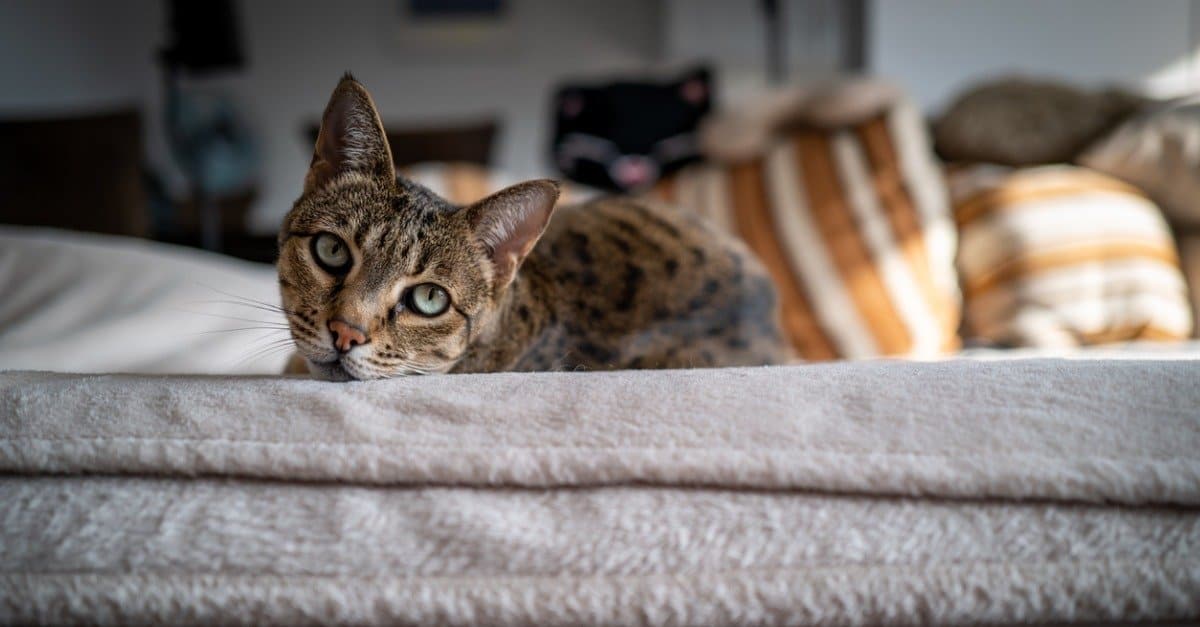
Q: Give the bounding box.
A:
[527,196,791,369]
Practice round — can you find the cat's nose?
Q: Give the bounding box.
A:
[610,155,658,190]
[328,319,368,353]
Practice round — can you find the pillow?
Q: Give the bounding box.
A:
[654,81,962,360]
[950,165,1192,347]
[1077,95,1200,227]
[933,77,1145,166]
[550,66,712,192]
[0,226,290,374]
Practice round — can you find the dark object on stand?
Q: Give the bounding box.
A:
[159,0,255,252]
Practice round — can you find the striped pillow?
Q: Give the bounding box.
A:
[652,104,961,360]
[950,165,1193,347]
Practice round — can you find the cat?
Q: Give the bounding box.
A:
[551,67,711,192]
[279,74,791,380]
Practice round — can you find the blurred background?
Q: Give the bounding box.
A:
[1,0,1195,257]
[1,0,1199,372]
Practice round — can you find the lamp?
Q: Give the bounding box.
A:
[159,0,253,251]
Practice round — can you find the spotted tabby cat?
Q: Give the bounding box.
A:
[279,75,790,380]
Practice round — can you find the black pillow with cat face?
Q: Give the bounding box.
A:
[551,67,713,192]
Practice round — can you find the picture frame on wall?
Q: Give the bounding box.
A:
[393,0,516,58]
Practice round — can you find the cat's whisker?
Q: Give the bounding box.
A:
[232,347,296,370]
[188,327,291,337]
[194,284,303,317]
[232,337,298,369]
[257,343,300,360]
[193,299,296,319]
[172,308,290,328]
[246,333,297,351]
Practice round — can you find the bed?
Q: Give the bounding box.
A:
[2,227,1198,625]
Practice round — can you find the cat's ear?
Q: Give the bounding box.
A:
[305,74,395,193]
[465,180,560,288]
[678,67,712,108]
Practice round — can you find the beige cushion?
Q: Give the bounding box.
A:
[1078,95,1200,228]
[950,164,1192,347]
[933,78,1144,166]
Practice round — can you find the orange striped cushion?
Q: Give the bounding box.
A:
[652,105,961,360]
[950,165,1193,347]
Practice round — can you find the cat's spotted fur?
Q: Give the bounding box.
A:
[279,75,790,380]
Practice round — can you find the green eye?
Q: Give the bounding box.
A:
[312,232,351,273]
[406,283,450,317]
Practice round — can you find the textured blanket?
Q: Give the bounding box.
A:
[2,359,1199,625]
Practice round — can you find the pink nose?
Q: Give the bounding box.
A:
[328,319,368,353]
[609,155,660,191]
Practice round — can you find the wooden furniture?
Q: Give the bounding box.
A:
[0,110,149,237]
[305,118,498,168]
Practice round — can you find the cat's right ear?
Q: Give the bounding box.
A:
[304,74,395,194]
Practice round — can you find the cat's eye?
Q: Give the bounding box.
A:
[311,232,351,274]
[405,283,450,317]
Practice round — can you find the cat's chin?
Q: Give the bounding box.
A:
[305,357,401,381]
[305,359,356,382]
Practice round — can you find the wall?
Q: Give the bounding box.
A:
[663,0,859,109]
[4,1,1199,234]
[231,0,661,231]
[0,0,170,188]
[0,1,161,114]
[0,0,662,233]
[870,0,1200,112]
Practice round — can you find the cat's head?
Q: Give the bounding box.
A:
[551,66,712,192]
[278,74,559,380]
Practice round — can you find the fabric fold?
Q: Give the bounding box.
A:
[3,359,1198,505]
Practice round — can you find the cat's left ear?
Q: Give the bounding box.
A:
[305,74,395,194]
[465,180,560,288]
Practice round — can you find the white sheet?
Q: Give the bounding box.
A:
[0,227,291,374]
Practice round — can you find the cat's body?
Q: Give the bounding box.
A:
[451,194,788,372]
[279,75,789,380]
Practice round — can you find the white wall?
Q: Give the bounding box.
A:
[664,0,853,108]
[0,0,662,233]
[0,0,171,187]
[870,0,1200,113]
[231,0,661,231]
[0,0,161,114]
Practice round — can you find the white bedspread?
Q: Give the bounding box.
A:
[2,360,1198,625]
